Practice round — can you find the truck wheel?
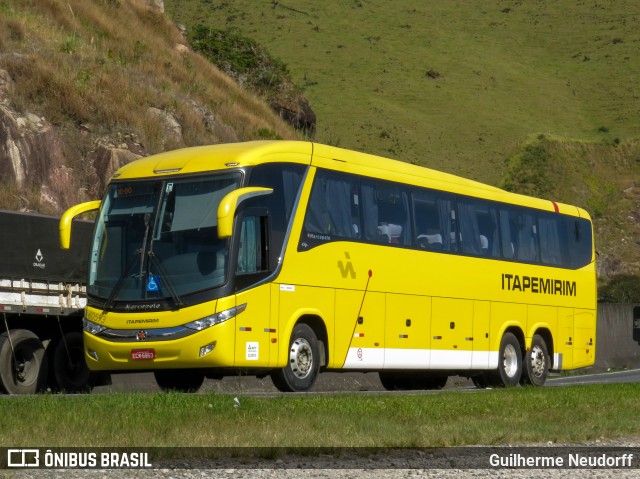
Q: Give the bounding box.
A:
[271,323,320,392]
[0,330,48,394]
[154,369,205,392]
[521,334,550,387]
[51,332,95,393]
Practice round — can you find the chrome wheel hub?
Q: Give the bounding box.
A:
[289,338,313,380]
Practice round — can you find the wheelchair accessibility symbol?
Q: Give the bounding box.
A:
[146,275,160,292]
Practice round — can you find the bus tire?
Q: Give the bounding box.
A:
[521,334,550,387]
[154,369,205,393]
[51,332,95,393]
[0,330,48,394]
[271,323,319,392]
[494,332,522,387]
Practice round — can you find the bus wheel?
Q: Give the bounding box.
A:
[154,369,205,393]
[495,332,522,387]
[51,332,96,393]
[521,334,550,387]
[271,323,319,392]
[0,330,48,394]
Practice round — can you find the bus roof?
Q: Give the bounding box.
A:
[111,140,589,219]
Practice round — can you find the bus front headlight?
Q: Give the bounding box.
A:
[83,318,107,335]
[184,303,247,331]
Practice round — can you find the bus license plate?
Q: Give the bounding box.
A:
[131,349,156,361]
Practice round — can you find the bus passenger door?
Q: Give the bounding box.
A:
[232,212,274,367]
[384,294,430,369]
[337,290,385,369]
[431,297,473,368]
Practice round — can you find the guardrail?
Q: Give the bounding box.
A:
[596,303,640,371]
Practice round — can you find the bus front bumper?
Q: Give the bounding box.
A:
[82,324,235,371]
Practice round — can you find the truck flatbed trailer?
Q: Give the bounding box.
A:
[0,209,107,394]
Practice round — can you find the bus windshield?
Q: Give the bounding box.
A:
[88,173,242,304]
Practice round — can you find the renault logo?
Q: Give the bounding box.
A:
[136,331,148,341]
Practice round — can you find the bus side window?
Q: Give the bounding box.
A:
[565,217,593,268]
[457,200,483,255]
[501,208,539,262]
[237,215,268,275]
[539,215,562,266]
[302,170,361,243]
[413,192,443,250]
[363,181,411,245]
[499,209,514,259]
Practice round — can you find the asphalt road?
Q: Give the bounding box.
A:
[93,368,640,394]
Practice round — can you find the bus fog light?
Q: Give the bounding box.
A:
[87,349,99,361]
[199,341,217,357]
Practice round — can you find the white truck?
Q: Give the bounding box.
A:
[0,209,108,394]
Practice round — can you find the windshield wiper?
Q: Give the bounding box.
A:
[103,255,139,310]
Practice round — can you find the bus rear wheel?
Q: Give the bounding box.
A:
[496,332,522,386]
[154,369,205,393]
[271,323,319,392]
[482,332,522,388]
[521,334,550,387]
[0,330,48,394]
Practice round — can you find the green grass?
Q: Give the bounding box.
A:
[164,0,640,184]
[2,384,640,448]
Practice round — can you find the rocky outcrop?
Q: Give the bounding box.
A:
[0,68,145,211]
[0,68,75,210]
[269,95,316,137]
[92,146,143,195]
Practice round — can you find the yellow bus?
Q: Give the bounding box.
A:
[60,141,596,392]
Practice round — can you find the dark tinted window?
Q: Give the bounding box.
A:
[362,180,411,245]
[297,168,593,270]
[301,170,361,248]
[457,199,500,257]
[413,190,456,252]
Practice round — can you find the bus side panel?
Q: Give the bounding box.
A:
[234,283,272,367]
[384,294,431,369]
[556,308,574,370]
[339,290,385,368]
[472,300,491,369]
[489,302,526,368]
[269,283,281,367]
[573,308,596,368]
[277,284,335,368]
[527,304,558,350]
[431,297,473,369]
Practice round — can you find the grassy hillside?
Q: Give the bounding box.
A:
[0,0,296,210]
[164,0,640,182]
[165,0,640,282]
